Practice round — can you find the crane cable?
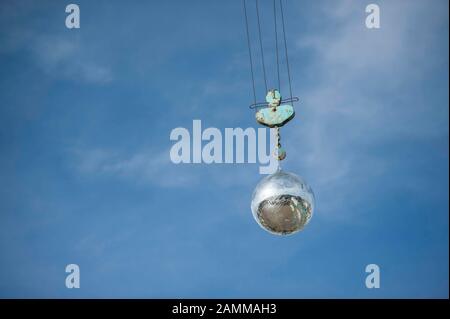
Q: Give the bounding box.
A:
[273,0,281,91]
[255,0,268,93]
[243,0,257,106]
[243,0,294,106]
[279,0,294,103]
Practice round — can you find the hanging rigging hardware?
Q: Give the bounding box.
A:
[254,89,296,128]
[245,0,315,237]
[243,0,299,158]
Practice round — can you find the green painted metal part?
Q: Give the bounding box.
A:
[266,89,282,107]
[255,104,295,128]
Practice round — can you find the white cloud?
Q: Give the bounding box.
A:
[70,146,199,188]
[31,35,113,84]
[68,0,447,219]
[0,1,113,85]
[283,0,448,217]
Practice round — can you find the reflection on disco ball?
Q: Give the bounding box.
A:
[251,169,315,235]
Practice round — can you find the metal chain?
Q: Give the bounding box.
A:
[276,126,281,149]
[274,126,286,161]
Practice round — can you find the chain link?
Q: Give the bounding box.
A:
[274,126,286,161]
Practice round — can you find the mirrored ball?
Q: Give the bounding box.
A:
[251,170,315,235]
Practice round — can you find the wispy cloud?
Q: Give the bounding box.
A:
[64,0,448,221]
[31,35,113,84]
[0,0,447,298]
[70,146,197,188]
[0,2,113,84]
[284,0,448,216]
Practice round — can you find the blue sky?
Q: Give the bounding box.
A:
[0,0,448,298]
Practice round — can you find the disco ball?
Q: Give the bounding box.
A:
[251,169,315,235]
